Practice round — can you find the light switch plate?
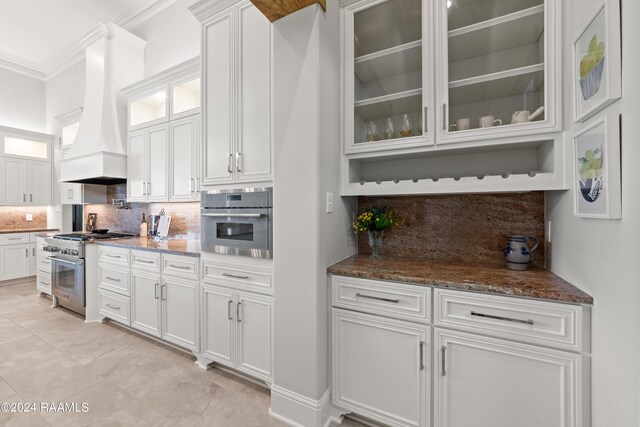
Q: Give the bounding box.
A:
[26,214,33,221]
[326,192,334,213]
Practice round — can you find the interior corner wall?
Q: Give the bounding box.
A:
[0,68,46,132]
[545,0,640,426]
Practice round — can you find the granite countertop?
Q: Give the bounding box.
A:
[327,255,593,305]
[96,237,201,258]
[0,228,59,234]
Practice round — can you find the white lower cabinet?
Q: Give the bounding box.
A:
[130,270,162,337]
[162,277,199,351]
[1,244,31,281]
[434,328,582,427]
[201,283,273,382]
[332,309,429,427]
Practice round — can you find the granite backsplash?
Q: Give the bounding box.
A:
[83,184,200,237]
[0,206,48,230]
[357,193,546,268]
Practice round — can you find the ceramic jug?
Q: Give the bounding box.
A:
[504,236,539,271]
[511,106,545,124]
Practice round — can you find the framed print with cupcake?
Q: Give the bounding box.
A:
[573,1,622,122]
[573,113,621,219]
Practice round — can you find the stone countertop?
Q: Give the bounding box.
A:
[0,228,59,235]
[327,255,593,305]
[95,237,201,258]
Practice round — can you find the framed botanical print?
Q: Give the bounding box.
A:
[573,0,622,123]
[573,114,621,219]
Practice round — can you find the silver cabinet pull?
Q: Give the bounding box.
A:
[228,300,233,320]
[237,301,242,322]
[196,178,200,193]
[169,264,191,270]
[470,311,534,326]
[30,194,32,202]
[105,276,121,282]
[147,182,151,195]
[155,283,159,299]
[227,153,233,173]
[32,247,35,256]
[442,103,447,130]
[424,106,428,134]
[40,281,48,286]
[106,254,121,259]
[236,152,242,173]
[22,194,26,202]
[137,259,154,264]
[419,341,425,371]
[190,178,195,193]
[222,273,250,280]
[25,248,28,257]
[161,284,166,301]
[355,293,400,304]
[441,346,447,376]
[106,304,121,310]
[8,237,22,241]
[142,182,146,196]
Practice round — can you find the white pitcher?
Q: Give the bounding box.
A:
[504,236,539,271]
[511,106,545,124]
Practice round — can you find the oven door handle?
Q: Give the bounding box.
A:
[201,213,264,218]
[50,256,84,266]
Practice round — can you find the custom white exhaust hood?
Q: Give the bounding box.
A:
[60,24,146,185]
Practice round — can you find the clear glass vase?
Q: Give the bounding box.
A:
[367,230,384,259]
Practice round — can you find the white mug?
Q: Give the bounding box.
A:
[479,115,502,128]
[449,118,471,132]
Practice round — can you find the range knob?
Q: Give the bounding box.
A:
[71,250,79,256]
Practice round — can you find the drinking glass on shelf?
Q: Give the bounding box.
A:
[399,114,413,138]
[366,121,379,142]
[384,117,395,139]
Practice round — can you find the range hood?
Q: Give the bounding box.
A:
[60,24,146,185]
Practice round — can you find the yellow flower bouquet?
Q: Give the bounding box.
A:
[353,207,402,259]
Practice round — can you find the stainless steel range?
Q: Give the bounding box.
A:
[45,232,134,315]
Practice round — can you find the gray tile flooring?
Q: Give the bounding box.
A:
[0,281,367,427]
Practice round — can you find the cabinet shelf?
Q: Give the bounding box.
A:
[449,64,544,106]
[355,89,422,121]
[448,5,544,63]
[355,40,422,84]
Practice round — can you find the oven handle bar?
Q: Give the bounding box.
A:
[50,256,84,266]
[201,213,264,218]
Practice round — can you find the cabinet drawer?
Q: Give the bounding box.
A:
[162,254,198,280]
[131,250,161,272]
[36,272,51,295]
[98,246,130,267]
[331,275,431,324]
[37,254,51,273]
[99,290,130,326]
[202,260,272,293]
[99,265,130,296]
[434,289,587,352]
[0,233,29,245]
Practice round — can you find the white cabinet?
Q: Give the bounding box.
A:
[199,0,273,187]
[201,283,273,382]
[131,270,162,337]
[434,328,582,427]
[128,88,169,131]
[1,244,31,281]
[0,158,51,206]
[332,309,429,427]
[126,124,169,203]
[61,183,107,205]
[162,277,199,351]
[169,115,200,201]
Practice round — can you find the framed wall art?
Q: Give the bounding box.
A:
[573,113,621,219]
[573,0,622,123]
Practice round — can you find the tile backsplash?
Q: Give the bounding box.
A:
[357,193,546,268]
[0,206,48,230]
[83,184,200,237]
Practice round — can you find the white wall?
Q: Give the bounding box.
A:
[0,68,45,132]
[270,2,357,425]
[129,0,201,77]
[546,0,640,426]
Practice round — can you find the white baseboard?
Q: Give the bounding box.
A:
[269,385,331,427]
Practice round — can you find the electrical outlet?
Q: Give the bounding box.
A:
[326,192,334,213]
[26,214,33,221]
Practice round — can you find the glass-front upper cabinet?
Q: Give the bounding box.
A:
[128,88,169,130]
[171,77,201,119]
[438,0,561,143]
[343,0,434,154]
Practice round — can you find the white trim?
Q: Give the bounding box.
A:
[55,108,84,126]
[121,57,200,97]
[269,385,331,427]
[189,0,240,22]
[0,52,45,80]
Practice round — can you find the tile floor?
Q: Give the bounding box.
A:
[0,281,366,427]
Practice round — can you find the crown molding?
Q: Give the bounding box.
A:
[0,51,46,80]
[189,0,239,22]
[54,107,84,126]
[0,0,181,80]
[121,56,200,96]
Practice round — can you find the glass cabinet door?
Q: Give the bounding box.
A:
[440,0,553,141]
[346,0,431,153]
[129,89,169,129]
[171,78,201,118]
